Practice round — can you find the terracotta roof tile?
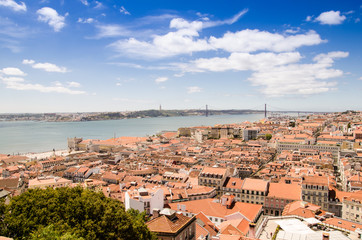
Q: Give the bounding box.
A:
[169,198,262,222]
[146,213,194,233]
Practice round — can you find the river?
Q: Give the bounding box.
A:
[0,113,265,154]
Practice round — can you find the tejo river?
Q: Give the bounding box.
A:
[0,113,265,154]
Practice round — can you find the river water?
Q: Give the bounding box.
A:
[0,113,265,154]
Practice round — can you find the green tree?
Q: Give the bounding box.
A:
[265,133,272,140]
[0,187,156,240]
[30,225,84,240]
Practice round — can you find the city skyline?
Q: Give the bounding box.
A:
[0,0,361,113]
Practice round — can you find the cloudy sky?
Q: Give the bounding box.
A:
[0,0,361,113]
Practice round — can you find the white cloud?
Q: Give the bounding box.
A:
[79,0,88,6]
[116,82,122,86]
[184,52,301,72]
[23,59,68,73]
[284,28,300,34]
[247,51,348,96]
[305,16,312,22]
[209,29,324,53]
[315,10,346,25]
[203,9,248,28]
[174,73,184,77]
[0,67,26,76]
[155,77,168,83]
[109,16,324,59]
[109,18,212,58]
[1,76,85,94]
[22,59,34,65]
[67,81,81,87]
[94,1,103,9]
[177,51,348,97]
[0,0,26,12]
[359,77,362,81]
[120,6,130,15]
[344,10,354,15]
[187,86,202,94]
[170,18,203,31]
[78,17,94,24]
[36,7,66,32]
[95,24,130,38]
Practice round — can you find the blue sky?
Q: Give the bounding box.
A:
[0,0,361,113]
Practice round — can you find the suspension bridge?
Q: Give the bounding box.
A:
[196,104,326,118]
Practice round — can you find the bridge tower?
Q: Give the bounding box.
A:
[264,104,267,118]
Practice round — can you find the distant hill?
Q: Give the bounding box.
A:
[0,109,264,122]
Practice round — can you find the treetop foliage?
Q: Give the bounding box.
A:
[0,187,156,240]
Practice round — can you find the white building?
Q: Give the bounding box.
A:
[124,187,164,215]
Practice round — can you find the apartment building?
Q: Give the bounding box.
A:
[240,178,269,205]
[124,188,164,215]
[302,175,329,210]
[264,182,302,216]
[198,166,230,194]
[342,190,362,223]
[222,177,243,202]
[277,143,340,159]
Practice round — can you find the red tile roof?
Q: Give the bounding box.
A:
[146,213,194,234]
[169,198,262,222]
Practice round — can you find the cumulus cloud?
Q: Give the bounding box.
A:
[155,77,168,84]
[120,6,130,15]
[108,18,212,58]
[23,59,68,73]
[0,76,85,94]
[0,67,26,76]
[315,10,346,25]
[209,30,324,53]
[36,7,66,32]
[184,52,302,72]
[0,0,26,12]
[176,51,348,97]
[187,86,202,94]
[247,51,348,96]
[109,16,324,59]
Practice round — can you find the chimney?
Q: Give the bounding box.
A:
[152,209,160,219]
[322,232,329,240]
[249,223,256,238]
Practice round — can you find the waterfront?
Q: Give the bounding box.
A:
[0,113,264,154]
